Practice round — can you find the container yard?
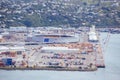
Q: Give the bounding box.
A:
[0,27,105,71]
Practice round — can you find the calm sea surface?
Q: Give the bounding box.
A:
[0,33,120,80]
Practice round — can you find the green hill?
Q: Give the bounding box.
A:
[0,0,120,28]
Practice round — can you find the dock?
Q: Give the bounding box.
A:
[0,27,105,71]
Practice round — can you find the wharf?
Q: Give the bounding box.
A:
[0,42,104,71]
[96,44,105,68]
[0,66,97,71]
[0,28,105,71]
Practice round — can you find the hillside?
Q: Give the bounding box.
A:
[0,0,120,28]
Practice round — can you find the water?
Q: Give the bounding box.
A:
[0,33,120,80]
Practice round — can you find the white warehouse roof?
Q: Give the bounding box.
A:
[88,31,98,41]
[0,46,25,51]
[41,47,79,53]
[0,35,3,39]
[89,35,98,41]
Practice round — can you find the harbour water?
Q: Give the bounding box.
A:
[0,33,120,80]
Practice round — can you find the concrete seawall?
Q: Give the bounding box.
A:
[0,66,97,71]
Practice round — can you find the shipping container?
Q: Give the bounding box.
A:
[2,58,12,66]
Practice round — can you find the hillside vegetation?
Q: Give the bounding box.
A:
[0,0,120,28]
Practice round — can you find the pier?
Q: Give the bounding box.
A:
[0,27,105,71]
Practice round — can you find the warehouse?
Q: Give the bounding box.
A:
[40,46,79,53]
[26,34,79,43]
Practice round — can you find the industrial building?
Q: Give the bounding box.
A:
[41,47,79,53]
[26,34,79,43]
[88,26,98,42]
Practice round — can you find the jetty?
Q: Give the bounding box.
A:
[0,27,105,71]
